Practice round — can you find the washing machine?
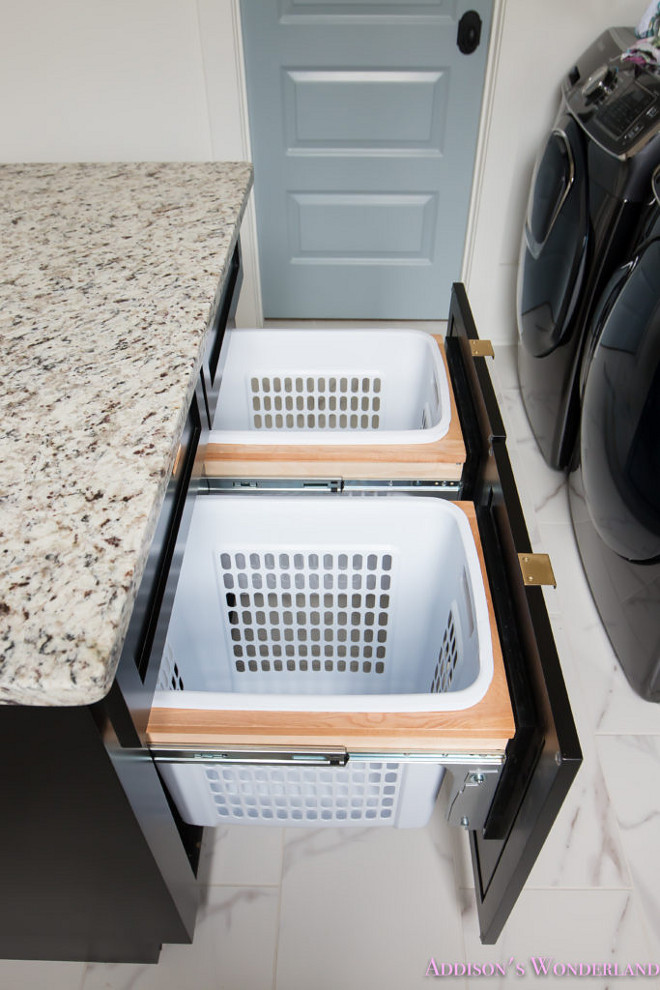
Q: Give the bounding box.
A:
[569,167,660,702]
[517,26,660,470]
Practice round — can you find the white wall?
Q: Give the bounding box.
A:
[0,0,212,161]
[0,0,650,336]
[464,0,648,342]
[0,0,261,326]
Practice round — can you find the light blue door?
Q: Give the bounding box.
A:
[241,0,493,319]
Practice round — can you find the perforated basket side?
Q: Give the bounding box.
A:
[157,643,186,693]
[217,545,396,694]
[159,494,493,711]
[212,328,452,442]
[430,603,463,694]
[248,372,383,431]
[158,760,445,828]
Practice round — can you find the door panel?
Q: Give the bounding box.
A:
[469,442,581,944]
[447,284,581,944]
[288,191,438,260]
[282,69,449,151]
[278,0,460,20]
[240,0,493,318]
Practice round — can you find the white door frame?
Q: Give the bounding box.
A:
[460,0,506,295]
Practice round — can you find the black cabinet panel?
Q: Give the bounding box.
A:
[201,241,243,428]
[470,443,581,944]
[447,284,582,944]
[0,704,196,963]
[0,384,207,964]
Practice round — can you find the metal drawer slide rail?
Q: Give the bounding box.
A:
[205,477,461,496]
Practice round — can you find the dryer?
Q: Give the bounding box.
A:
[569,168,660,702]
[517,27,660,470]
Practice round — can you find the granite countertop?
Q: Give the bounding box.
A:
[0,161,253,706]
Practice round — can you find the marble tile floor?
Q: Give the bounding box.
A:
[7,339,660,990]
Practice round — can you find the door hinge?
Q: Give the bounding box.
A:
[518,553,557,588]
[469,339,494,359]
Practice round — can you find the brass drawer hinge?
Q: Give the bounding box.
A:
[469,339,494,359]
[518,553,556,588]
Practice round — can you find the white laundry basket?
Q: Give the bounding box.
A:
[159,755,446,829]
[155,495,493,828]
[211,328,451,445]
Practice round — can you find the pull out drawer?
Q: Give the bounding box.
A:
[146,494,514,833]
[204,329,466,487]
[147,499,513,754]
[127,285,580,944]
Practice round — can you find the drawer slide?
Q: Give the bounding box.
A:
[151,745,348,767]
[151,744,504,831]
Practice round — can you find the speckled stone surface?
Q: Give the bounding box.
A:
[0,162,253,706]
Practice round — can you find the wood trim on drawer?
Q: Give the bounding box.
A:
[147,503,515,755]
[203,337,467,482]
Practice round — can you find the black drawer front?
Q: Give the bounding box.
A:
[446,283,582,944]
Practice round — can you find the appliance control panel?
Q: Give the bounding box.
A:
[564,58,660,159]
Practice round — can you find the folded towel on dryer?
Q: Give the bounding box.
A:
[623,1,660,65]
[637,0,660,38]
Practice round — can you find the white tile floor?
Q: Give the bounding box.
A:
[7,338,660,990]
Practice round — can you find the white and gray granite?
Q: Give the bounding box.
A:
[0,161,253,706]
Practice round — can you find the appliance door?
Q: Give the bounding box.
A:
[580,237,660,562]
[517,116,589,359]
[517,114,592,469]
[571,235,660,699]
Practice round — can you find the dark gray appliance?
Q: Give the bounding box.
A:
[569,168,660,701]
[517,26,660,469]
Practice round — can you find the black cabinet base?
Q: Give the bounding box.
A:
[0,704,198,964]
